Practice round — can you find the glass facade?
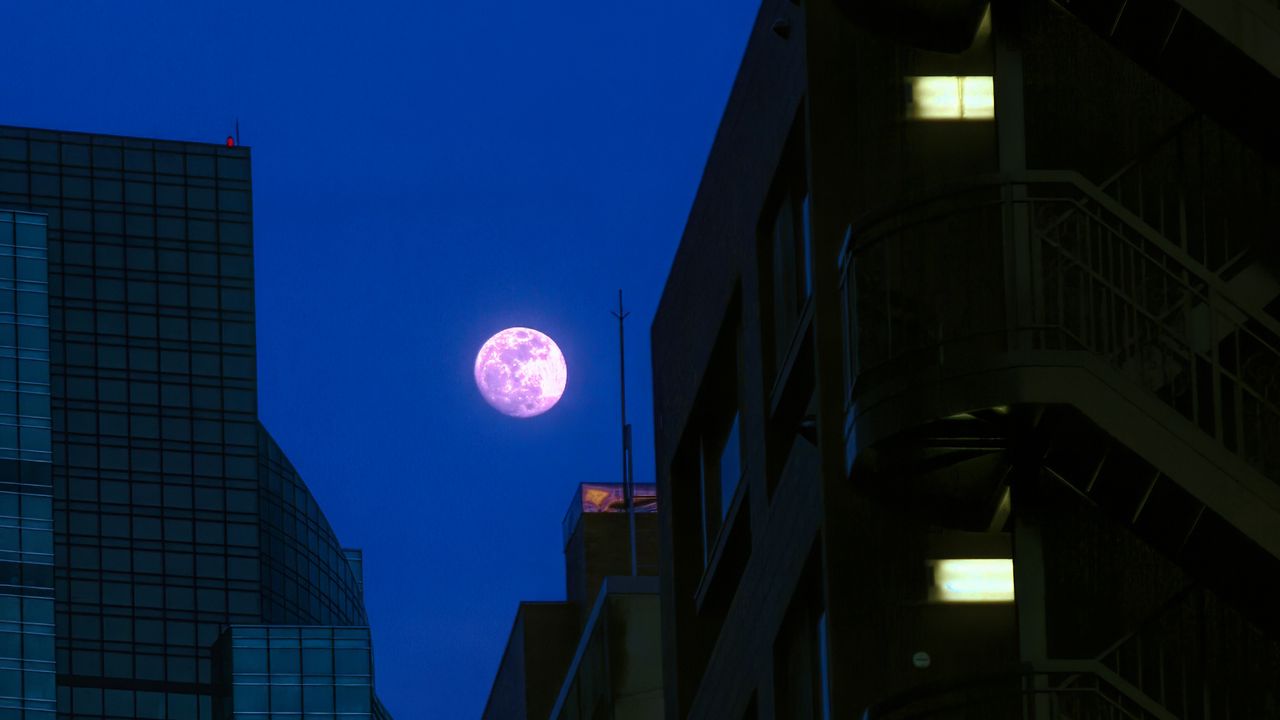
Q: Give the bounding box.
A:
[0,211,56,719]
[0,211,52,464]
[0,127,391,719]
[340,552,363,608]
[213,627,378,719]
[257,430,365,628]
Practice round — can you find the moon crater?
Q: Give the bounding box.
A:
[474,327,567,418]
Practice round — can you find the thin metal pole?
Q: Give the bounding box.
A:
[625,423,636,572]
[612,290,638,576]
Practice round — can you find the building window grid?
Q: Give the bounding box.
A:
[0,588,57,718]
[0,211,56,718]
[257,432,365,628]
[1,129,379,719]
[1,212,52,464]
[223,626,375,718]
[14,131,244,702]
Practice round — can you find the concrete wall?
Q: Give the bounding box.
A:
[650,0,810,716]
[565,512,660,626]
[482,602,579,720]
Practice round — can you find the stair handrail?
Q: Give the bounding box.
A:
[1028,171,1280,444]
[859,659,1179,720]
[841,170,1280,343]
[1089,583,1200,665]
[842,170,1280,483]
[1097,111,1203,192]
[1023,169,1280,342]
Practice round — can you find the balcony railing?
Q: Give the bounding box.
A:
[1097,112,1275,281]
[1092,585,1280,718]
[841,171,1280,482]
[862,660,1177,720]
[862,581,1280,719]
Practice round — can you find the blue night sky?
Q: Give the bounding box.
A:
[2,1,758,716]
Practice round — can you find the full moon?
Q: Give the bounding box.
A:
[474,327,568,418]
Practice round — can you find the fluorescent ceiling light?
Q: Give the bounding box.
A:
[908,76,995,120]
[930,558,1015,602]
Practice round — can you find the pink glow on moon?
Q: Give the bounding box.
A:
[474,327,567,418]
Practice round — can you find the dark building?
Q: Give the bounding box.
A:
[483,483,663,720]
[0,126,393,718]
[651,0,1280,718]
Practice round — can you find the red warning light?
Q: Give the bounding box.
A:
[226,136,235,147]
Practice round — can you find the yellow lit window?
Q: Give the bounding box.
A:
[929,558,1015,602]
[907,76,995,120]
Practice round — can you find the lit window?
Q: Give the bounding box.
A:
[907,76,995,120]
[929,558,1015,602]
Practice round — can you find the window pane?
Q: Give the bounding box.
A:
[237,649,267,674]
[334,649,370,675]
[801,193,813,299]
[236,685,267,712]
[719,414,741,520]
[303,685,334,712]
[773,196,798,331]
[699,445,713,566]
[271,685,301,712]
[335,686,371,713]
[269,647,299,674]
[301,648,331,675]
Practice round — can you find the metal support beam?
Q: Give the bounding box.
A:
[1013,492,1051,720]
[994,0,1035,352]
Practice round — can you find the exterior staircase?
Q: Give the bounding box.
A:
[1048,0,1280,161]
[841,158,1280,717]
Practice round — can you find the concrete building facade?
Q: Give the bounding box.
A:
[650,0,1280,717]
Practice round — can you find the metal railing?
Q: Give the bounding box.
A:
[1097,112,1276,280]
[862,660,1177,719]
[860,607,1280,720]
[1090,586,1280,718]
[841,171,1280,482]
[560,482,658,547]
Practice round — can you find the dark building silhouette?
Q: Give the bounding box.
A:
[483,483,663,719]
[650,0,1280,718]
[0,126,393,718]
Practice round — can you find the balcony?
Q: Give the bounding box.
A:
[839,171,1280,550]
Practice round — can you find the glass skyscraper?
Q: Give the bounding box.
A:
[0,126,392,719]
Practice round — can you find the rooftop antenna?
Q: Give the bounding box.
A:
[611,290,638,576]
[235,119,240,147]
